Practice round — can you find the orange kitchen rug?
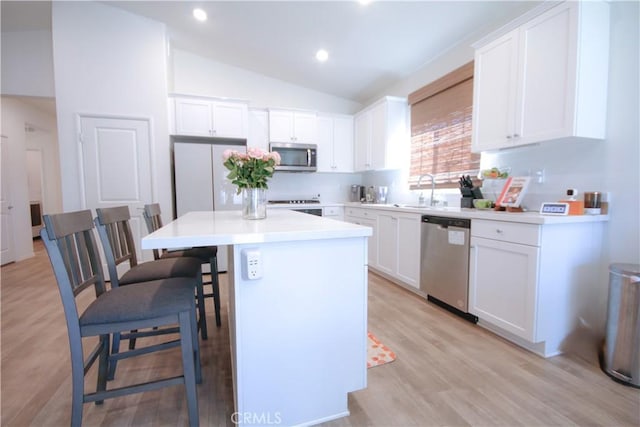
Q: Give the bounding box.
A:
[367,332,396,368]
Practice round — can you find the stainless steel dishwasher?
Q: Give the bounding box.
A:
[420,215,477,323]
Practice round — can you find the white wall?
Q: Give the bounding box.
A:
[0,96,60,261]
[171,49,362,114]
[51,2,172,220]
[1,30,55,98]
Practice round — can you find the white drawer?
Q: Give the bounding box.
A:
[472,219,540,246]
[323,206,343,217]
[344,207,375,219]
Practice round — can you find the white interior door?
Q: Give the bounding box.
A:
[26,149,44,238]
[1,136,16,265]
[79,116,153,264]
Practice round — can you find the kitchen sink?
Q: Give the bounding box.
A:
[395,204,428,209]
[392,204,460,212]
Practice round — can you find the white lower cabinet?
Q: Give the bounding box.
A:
[469,235,539,341]
[376,213,397,275]
[344,207,378,268]
[396,214,421,288]
[371,210,421,289]
[469,218,604,357]
[323,206,344,221]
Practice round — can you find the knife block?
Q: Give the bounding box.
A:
[461,197,474,208]
[460,186,483,208]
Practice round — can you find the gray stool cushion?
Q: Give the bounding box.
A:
[118,257,202,286]
[80,278,194,326]
[162,246,217,263]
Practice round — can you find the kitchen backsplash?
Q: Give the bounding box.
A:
[268,137,608,211]
[482,137,608,211]
[268,172,362,202]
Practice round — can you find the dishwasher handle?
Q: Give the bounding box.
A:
[421,215,470,229]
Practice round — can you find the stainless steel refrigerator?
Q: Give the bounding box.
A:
[173,141,244,271]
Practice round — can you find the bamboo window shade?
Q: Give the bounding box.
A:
[408,61,479,189]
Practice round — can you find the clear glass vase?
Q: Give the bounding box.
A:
[242,187,267,220]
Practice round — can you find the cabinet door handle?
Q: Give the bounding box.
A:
[495,229,503,234]
[513,133,520,137]
[506,135,512,139]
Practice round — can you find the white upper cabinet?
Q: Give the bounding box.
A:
[317,113,354,173]
[247,108,269,152]
[268,109,317,144]
[172,96,248,139]
[354,111,371,171]
[472,1,610,152]
[354,97,408,172]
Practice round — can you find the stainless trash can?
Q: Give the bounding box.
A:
[602,263,640,388]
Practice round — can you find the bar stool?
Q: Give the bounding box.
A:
[143,203,222,327]
[41,209,201,427]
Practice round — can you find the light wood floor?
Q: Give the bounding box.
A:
[1,240,638,426]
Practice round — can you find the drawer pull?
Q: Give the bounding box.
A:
[495,229,504,234]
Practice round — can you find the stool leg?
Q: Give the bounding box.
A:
[210,256,221,327]
[96,335,110,405]
[179,310,200,427]
[195,272,208,340]
[108,332,121,380]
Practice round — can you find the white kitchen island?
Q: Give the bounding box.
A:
[141,210,372,426]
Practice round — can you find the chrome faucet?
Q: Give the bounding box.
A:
[417,173,435,206]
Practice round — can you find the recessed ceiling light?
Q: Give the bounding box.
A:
[316,49,329,62]
[193,8,207,22]
[359,0,372,5]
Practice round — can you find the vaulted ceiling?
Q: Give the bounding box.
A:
[2,1,541,103]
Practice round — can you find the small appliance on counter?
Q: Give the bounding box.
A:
[350,185,389,204]
[350,185,365,202]
[376,186,388,204]
[365,186,375,203]
[560,188,585,215]
[458,175,483,208]
[584,191,602,215]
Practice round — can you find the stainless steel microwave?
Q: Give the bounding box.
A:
[269,142,317,172]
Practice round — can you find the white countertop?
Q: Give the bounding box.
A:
[141,210,372,250]
[344,202,609,225]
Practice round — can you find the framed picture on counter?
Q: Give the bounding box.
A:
[496,176,531,207]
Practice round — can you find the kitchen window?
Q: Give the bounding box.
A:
[408,62,480,189]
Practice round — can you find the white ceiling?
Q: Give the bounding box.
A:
[1,1,541,103]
